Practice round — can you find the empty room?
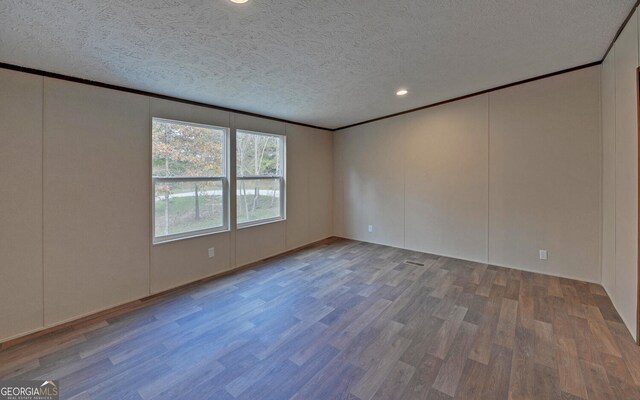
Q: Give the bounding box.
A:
[2,1,640,399]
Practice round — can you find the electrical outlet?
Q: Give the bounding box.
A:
[368,225,373,233]
[539,250,547,260]
[208,247,215,258]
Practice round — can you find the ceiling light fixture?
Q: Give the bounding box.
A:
[396,89,408,96]
[229,0,248,3]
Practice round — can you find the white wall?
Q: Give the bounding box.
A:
[601,8,639,341]
[335,118,406,249]
[0,71,333,342]
[0,70,44,340]
[334,96,491,262]
[602,45,617,296]
[405,96,489,263]
[43,79,151,325]
[489,67,601,282]
[286,123,334,251]
[335,66,602,282]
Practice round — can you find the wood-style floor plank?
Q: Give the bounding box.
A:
[1,238,639,399]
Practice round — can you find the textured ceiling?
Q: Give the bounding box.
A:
[0,0,635,129]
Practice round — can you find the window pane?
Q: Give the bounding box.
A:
[155,180,224,237]
[152,119,225,177]
[236,131,283,177]
[237,179,281,224]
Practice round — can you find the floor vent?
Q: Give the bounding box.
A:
[404,260,425,267]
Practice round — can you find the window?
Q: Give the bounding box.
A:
[236,130,286,226]
[152,118,228,243]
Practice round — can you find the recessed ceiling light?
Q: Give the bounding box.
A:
[229,0,248,3]
[396,89,408,96]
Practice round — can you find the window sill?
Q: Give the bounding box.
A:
[153,228,230,246]
[237,217,286,230]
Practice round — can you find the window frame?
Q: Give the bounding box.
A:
[235,129,286,229]
[152,117,230,245]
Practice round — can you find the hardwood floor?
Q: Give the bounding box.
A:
[1,238,639,399]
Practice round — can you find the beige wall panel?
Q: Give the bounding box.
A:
[305,128,333,243]
[404,95,489,263]
[149,98,232,293]
[339,118,406,248]
[333,133,345,237]
[489,66,601,283]
[151,233,231,293]
[235,114,286,136]
[613,11,639,339]
[0,70,44,341]
[235,221,286,267]
[601,49,616,294]
[284,124,311,250]
[150,98,230,128]
[43,78,150,325]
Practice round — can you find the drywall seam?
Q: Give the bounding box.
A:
[487,93,491,265]
[41,76,45,328]
[403,121,407,249]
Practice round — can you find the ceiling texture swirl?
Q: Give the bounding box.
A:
[0,0,635,129]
